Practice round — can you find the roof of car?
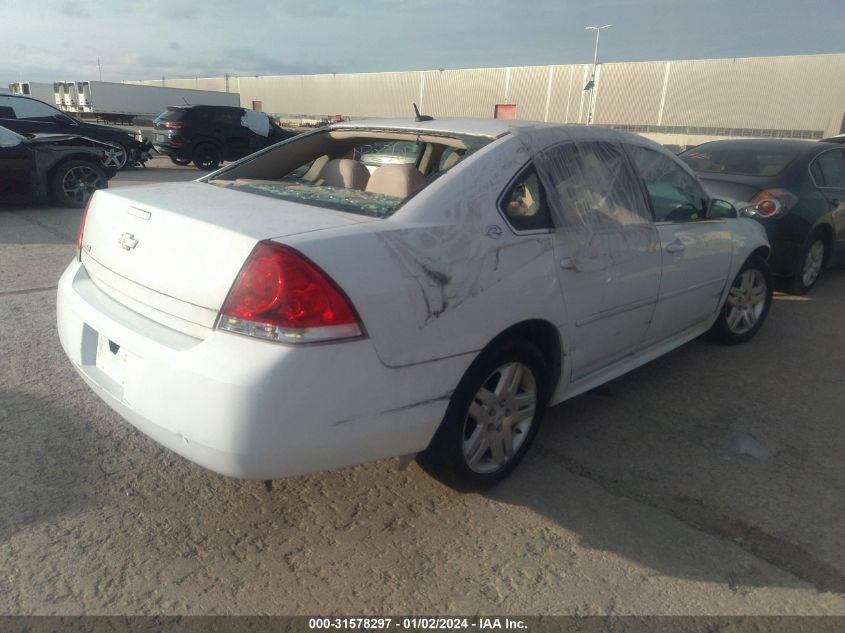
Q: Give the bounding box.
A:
[329,117,550,139]
[167,104,244,111]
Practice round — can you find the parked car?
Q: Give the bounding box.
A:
[820,134,845,144]
[681,139,845,293]
[152,105,297,170]
[0,94,151,170]
[0,125,113,207]
[57,118,771,490]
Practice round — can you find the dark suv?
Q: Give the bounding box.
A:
[153,105,296,170]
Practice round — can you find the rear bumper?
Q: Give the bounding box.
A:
[57,261,468,479]
[152,143,187,159]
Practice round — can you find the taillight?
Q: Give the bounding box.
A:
[749,189,798,218]
[164,121,187,129]
[218,241,363,343]
[76,196,92,261]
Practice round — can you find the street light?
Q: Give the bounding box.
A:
[584,24,612,125]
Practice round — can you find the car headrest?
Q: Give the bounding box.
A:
[365,164,425,198]
[316,158,370,190]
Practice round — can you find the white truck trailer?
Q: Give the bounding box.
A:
[8,82,55,104]
[74,81,240,123]
[53,81,78,111]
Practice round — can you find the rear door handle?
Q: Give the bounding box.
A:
[666,241,685,254]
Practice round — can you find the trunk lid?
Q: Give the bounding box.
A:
[699,174,770,204]
[81,181,373,337]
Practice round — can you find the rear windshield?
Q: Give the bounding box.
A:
[235,182,407,217]
[210,129,490,218]
[680,146,799,177]
[155,108,187,122]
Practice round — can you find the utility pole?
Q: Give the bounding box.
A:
[584,24,612,125]
[97,56,102,81]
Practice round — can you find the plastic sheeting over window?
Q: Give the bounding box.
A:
[513,126,658,273]
[240,109,270,137]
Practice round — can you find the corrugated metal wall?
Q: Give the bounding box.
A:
[594,61,666,125]
[125,54,845,136]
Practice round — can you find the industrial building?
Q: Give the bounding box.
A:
[125,53,845,147]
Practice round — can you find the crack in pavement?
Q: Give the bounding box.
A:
[0,286,58,297]
[533,445,845,593]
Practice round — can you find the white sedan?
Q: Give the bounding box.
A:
[57,118,772,490]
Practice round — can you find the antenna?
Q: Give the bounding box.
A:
[413,103,433,122]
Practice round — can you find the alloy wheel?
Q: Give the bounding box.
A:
[801,240,825,288]
[102,143,128,170]
[462,362,537,474]
[725,268,767,335]
[62,165,103,205]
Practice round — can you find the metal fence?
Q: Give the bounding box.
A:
[125,53,845,140]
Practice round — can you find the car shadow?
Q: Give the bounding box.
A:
[486,267,845,593]
[0,385,105,541]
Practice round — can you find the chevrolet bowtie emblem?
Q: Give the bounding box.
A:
[118,232,139,251]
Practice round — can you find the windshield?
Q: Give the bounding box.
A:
[680,145,800,177]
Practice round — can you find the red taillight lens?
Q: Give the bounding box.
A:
[218,241,363,343]
[750,189,798,218]
[76,197,92,261]
[164,121,187,129]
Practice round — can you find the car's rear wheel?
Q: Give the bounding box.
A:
[791,231,826,294]
[708,256,772,345]
[170,156,191,166]
[102,142,128,170]
[418,339,548,491]
[193,143,221,170]
[51,160,108,208]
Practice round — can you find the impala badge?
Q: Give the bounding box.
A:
[118,232,139,251]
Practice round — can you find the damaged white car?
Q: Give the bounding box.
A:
[57,118,772,490]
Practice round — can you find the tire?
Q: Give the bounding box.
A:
[50,160,108,208]
[417,339,548,491]
[170,156,191,166]
[192,143,221,170]
[102,142,128,170]
[790,231,827,294]
[707,256,772,345]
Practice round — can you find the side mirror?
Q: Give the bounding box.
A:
[708,198,738,219]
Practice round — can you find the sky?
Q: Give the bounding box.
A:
[2,0,843,84]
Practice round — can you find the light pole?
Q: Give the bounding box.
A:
[584,24,612,125]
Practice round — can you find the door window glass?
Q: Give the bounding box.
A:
[10,98,64,121]
[810,150,845,188]
[628,145,709,222]
[213,110,241,125]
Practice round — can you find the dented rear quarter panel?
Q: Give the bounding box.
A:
[283,135,567,369]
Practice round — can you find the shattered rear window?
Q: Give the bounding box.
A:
[232,181,404,218]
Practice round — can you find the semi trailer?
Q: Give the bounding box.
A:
[74,81,240,123]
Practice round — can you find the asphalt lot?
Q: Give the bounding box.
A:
[1,156,843,615]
